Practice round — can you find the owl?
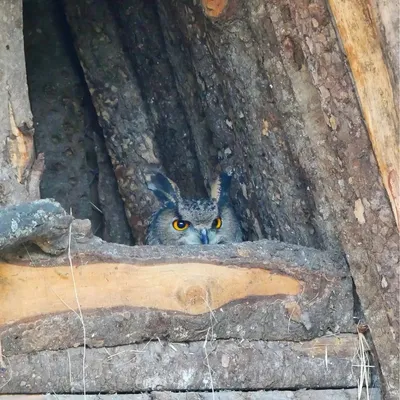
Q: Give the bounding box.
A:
[145,172,243,245]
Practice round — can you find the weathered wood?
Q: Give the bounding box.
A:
[0,238,354,355]
[0,388,381,399]
[108,0,206,199]
[0,199,72,255]
[368,0,400,123]
[157,0,322,246]
[63,0,161,244]
[0,336,362,393]
[329,0,400,229]
[0,0,42,207]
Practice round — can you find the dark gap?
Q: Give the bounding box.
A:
[23,0,133,244]
[13,386,360,396]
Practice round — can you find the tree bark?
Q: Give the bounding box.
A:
[64,0,163,244]
[0,336,361,393]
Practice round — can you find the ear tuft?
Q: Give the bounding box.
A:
[211,171,233,204]
[146,172,181,205]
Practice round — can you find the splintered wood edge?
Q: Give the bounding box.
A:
[329,0,400,229]
[0,261,303,326]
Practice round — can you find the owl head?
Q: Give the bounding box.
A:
[145,172,243,245]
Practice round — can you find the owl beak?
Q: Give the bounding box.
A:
[200,228,209,244]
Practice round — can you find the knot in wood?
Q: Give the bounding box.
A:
[176,285,210,311]
[201,0,228,18]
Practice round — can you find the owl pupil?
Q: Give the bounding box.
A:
[177,221,186,229]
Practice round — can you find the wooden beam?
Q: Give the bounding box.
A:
[0,238,354,355]
[329,0,400,229]
[0,336,362,393]
[0,388,381,399]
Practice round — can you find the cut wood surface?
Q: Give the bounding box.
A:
[329,0,400,229]
[0,388,381,399]
[1,262,301,320]
[0,336,361,393]
[0,237,354,355]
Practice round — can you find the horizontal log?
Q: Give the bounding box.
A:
[0,388,381,399]
[0,238,354,355]
[0,336,362,393]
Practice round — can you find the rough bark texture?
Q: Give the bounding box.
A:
[157,1,322,246]
[0,198,72,255]
[63,0,163,244]
[109,0,206,199]
[1,236,354,355]
[0,0,42,207]
[0,336,361,393]
[0,389,381,400]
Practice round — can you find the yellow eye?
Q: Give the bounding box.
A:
[213,217,222,229]
[173,220,190,231]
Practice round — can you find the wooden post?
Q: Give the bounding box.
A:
[329,0,400,230]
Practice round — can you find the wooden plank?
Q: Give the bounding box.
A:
[0,336,361,393]
[329,0,400,229]
[0,238,354,355]
[0,388,381,399]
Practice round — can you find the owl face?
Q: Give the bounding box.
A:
[145,172,243,245]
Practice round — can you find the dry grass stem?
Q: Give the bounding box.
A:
[202,293,217,400]
[0,341,6,369]
[67,210,87,399]
[89,201,103,214]
[67,350,72,390]
[325,345,328,370]
[352,324,372,400]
